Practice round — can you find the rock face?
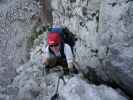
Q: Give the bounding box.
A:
[98,0,133,96]
[51,0,133,96]
[60,77,127,100]
[0,0,133,99]
[51,0,101,68]
[12,47,128,100]
[0,0,39,87]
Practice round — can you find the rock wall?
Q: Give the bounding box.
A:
[51,0,133,96]
[0,0,40,87]
[51,0,101,68]
[0,0,133,99]
[98,0,133,96]
[11,49,128,100]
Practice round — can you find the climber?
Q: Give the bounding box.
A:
[42,32,78,75]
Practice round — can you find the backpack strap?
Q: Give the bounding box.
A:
[48,42,66,60]
[60,42,66,60]
[48,46,55,56]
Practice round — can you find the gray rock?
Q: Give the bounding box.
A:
[59,77,128,100]
[0,0,133,99]
[51,0,133,96]
[0,0,40,88]
[98,0,133,95]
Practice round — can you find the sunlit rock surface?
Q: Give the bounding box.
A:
[98,0,133,95]
[51,0,133,96]
[60,77,127,100]
[0,0,133,99]
[0,0,40,88]
[10,42,128,100]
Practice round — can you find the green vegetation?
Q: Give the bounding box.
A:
[26,24,52,49]
[27,28,44,49]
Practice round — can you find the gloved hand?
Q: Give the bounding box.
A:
[69,67,74,74]
[68,63,74,75]
[44,65,50,75]
[69,67,78,75]
[68,63,73,70]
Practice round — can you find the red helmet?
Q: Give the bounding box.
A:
[47,32,61,45]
